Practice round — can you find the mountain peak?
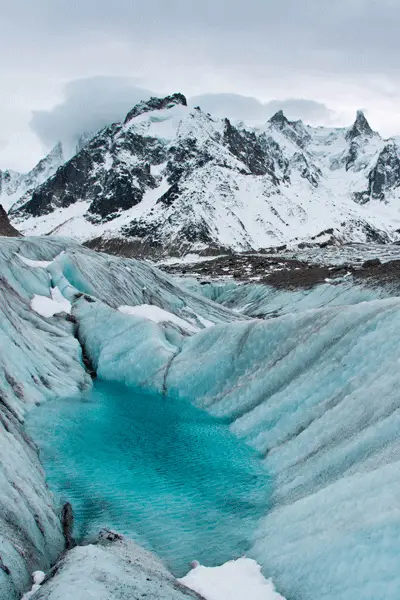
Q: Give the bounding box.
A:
[269,110,288,128]
[346,110,373,141]
[124,93,187,124]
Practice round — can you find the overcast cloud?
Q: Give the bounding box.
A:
[1,0,400,170]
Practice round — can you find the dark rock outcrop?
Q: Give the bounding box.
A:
[346,110,373,141]
[0,205,22,236]
[223,119,277,177]
[13,125,166,220]
[124,93,187,124]
[368,142,400,200]
[61,502,75,550]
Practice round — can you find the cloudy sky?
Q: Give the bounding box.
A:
[1,0,400,171]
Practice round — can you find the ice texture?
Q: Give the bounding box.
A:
[1,235,400,599]
[73,291,400,600]
[0,240,91,599]
[32,533,205,600]
[180,276,389,319]
[0,236,243,599]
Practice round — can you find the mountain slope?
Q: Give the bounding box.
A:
[0,143,65,212]
[9,95,400,257]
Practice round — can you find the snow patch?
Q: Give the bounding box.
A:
[179,558,285,600]
[195,313,215,328]
[31,287,71,317]
[118,304,199,333]
[17,254,52,268]
[21,571,46,599]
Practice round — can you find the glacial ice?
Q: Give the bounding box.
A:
[118,304,200,333]
[0,241,90,599]
[31,533,207,600]
[1,235,400,599]
[72,290,400,599]
[180,276,391,319]
[0,236,244,599]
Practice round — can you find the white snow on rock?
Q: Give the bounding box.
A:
[31,287,71,317]
[179,558,286,600]
[118,304,199,333]
[0,142,64,212]
[9,99,400,254]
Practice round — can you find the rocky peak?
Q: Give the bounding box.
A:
[223,119,278,177]
[269,111,309,149]
[30,142,64,176]
[346,110,373,141]
[368,141,400,200]
[124,93,187,124]
[75,132,94,154]
[269,110,288,129]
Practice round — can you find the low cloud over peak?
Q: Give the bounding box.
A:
[30,78,339,154]
[30,77,155,149]
[190,94,339,125]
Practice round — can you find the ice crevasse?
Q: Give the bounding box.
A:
[0,236,400,599]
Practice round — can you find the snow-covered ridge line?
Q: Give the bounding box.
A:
[7,94,400,257]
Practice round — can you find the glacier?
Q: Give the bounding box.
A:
[1,235,400,598]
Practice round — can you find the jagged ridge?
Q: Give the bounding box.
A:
[8,95,400,256]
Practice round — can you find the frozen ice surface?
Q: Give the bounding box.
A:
[180,276,389,319]
[73,291,400,600]
[1,236,400,599]
[21,571,45,599]
[0,238,90,599]
[0,236,243,599]
[32,534,205,600]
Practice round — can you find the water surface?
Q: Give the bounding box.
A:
[26,380,269,575]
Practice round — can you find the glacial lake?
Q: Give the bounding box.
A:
[26,380,269,576]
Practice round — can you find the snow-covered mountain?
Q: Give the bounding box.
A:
[9,94,400,256]
[0,142,65,212]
